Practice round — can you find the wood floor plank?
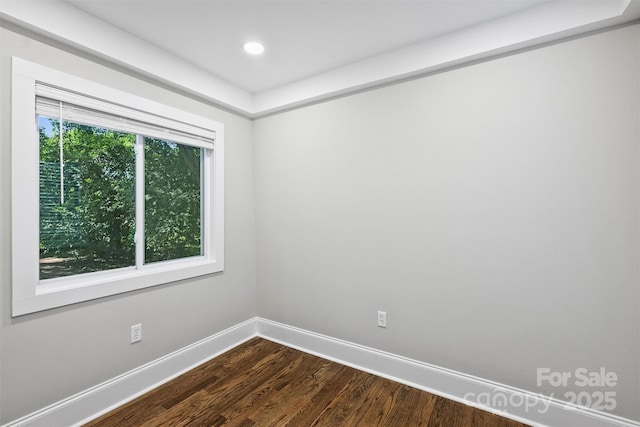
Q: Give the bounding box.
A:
[199,345,302,413]
[138,389,214,427]
[285,364,356,426]
[427,396,474,427]
[218,354,332,426]
[309,370,383,426]
[160,338,276,410]
[340,377,403,425]
[85,338,530,427]
[384,384,438,426]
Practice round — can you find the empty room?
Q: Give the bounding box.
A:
[1,0,639,426]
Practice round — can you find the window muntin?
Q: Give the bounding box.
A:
[12,57,224,316]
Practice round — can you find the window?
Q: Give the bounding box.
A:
[12,58,224,316]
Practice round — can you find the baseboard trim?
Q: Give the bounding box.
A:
[256,318,640,427]
[3,317,638,427]
[2,318,257,427]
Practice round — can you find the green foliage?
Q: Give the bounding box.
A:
[40,119,136,274]
[39,161,84,257]
[70,124,136,263]
[39,118,203,278]
[145,138,201,263]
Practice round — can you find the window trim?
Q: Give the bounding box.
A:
[11,57,224,316]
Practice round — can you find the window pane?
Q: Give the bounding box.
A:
[39,116,136,279]
[144,137,202,264]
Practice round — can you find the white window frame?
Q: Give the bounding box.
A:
[11,57,224,316]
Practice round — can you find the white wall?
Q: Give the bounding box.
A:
[0,26,257,423]
[2,20,639,425]
[254,24,640,421]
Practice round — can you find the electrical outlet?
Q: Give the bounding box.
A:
[377,311,387,328]
[130,323,142,343]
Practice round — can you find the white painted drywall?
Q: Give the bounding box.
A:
[1,19,639,425]
[254,25,640,421]
[0,26,257,423]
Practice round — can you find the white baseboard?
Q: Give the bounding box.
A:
[1,318,257,427]
[256,318,640,427]
[3,317,638,427]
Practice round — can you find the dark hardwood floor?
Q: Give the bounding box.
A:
[84,337,529,427]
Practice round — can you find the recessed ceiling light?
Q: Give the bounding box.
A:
[243,41,265,55]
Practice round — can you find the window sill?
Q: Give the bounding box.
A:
[13,258,223,316]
